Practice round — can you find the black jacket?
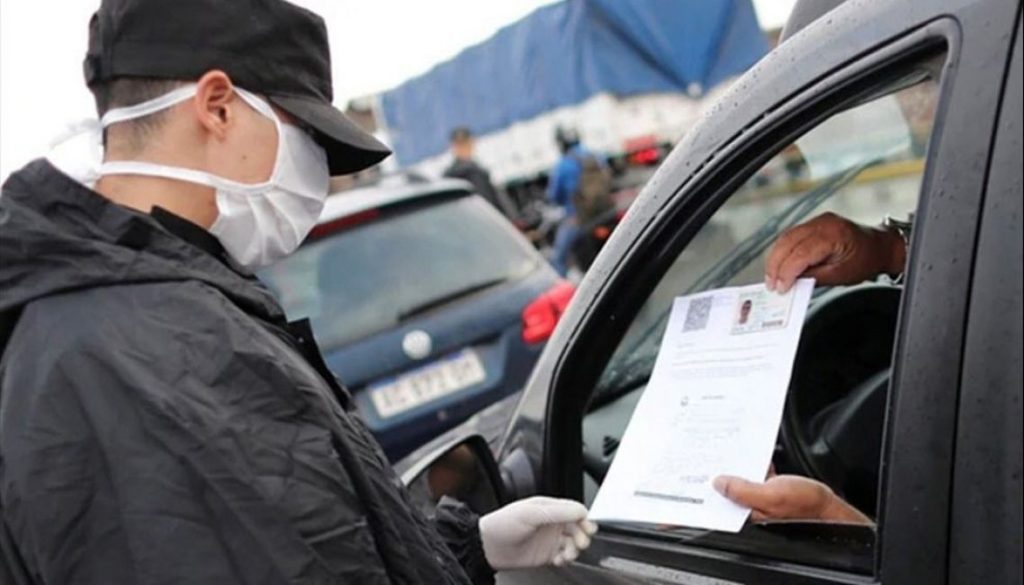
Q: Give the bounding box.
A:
[443,159,510,216]
[0,160,493,585]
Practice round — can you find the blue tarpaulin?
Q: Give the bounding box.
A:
[379,0,768,165]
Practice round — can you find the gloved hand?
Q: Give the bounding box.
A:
[478,496,598,570]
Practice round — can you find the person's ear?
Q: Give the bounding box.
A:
[192,70,236,141]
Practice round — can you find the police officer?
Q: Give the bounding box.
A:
[0,2,595,583]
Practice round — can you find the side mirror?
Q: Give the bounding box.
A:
[401,435,507,517]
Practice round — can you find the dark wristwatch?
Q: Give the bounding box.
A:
[883,214,913,249]
[882,214,913,282]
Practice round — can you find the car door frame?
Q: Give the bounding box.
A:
[948,10,1024,584]
[497,0,1021,583]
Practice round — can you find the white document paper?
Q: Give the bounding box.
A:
[588,279,815,532]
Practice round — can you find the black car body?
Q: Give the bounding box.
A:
[399,0,1023,583]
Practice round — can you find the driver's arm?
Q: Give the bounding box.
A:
[765,212,908,293]
[713,473,873,525]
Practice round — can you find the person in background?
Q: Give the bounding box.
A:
[0,2,596,584]
[444,126,514,217]
[547,127,610,276]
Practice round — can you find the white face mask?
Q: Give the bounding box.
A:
[55,83,330,268]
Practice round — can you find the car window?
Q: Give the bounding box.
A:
[581,76,941,574]
[594,79,937,405]
[260,195,538,350]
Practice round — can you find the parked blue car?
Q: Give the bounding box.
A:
[260,175,571,460]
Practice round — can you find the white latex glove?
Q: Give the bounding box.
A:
[478,496,599,570]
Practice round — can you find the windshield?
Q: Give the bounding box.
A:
[260,195,538,350]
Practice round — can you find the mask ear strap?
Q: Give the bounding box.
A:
[96,84,284,191]
[233,87,279,121]
[100,83,199,127]
[97,160,220,188]
[234,87,287,181]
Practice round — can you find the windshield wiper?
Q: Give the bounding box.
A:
[397,277,508,322]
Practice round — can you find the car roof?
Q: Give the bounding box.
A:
[780,0,848,42]
[319,176,474,224]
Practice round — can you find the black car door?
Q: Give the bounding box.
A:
[497,1,1022,584]
[948,12,1024,585]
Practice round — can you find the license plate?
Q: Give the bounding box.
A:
[369,350,487,419]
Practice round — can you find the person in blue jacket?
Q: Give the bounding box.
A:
[547,127,608,276]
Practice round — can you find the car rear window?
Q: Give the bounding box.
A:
[260,193,539,350]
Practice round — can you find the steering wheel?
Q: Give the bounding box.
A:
[779,284,901,517]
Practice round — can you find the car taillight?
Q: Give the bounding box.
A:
[307,208,380,240]
[522,281,576,345]
[628,147,661,166]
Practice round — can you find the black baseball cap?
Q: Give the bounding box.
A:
[84,0,391,175]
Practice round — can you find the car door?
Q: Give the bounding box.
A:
[496,1,1021,584]
[947,13,1023,585]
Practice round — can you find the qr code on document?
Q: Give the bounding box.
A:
[682,296,712,332]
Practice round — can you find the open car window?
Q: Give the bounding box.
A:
[593,78,937,406]
[580,70,942,575]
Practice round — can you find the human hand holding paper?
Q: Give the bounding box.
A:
[713,470,872,525]
[765,212,906,293]
[588,280,815,532]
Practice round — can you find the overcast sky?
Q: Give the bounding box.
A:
[0,0,797,179]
